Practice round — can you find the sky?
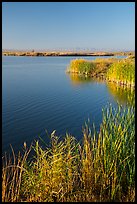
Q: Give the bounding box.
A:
[2,2,135,51]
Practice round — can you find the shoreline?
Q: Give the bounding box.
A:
[2,51,134,57]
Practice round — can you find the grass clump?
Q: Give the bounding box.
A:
[67,59,96,75]
[2,104,135,202]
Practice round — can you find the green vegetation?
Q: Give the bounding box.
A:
[107,58,135,86]
[67,59,96,75]
[67,57,135,87]
[2,104,135,202]
[67,58,117,77]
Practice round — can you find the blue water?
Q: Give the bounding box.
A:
[2,55,128,154]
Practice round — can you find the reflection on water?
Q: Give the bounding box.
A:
[68,73,135,105]
[69,73,105,85]
[106,82,135,105]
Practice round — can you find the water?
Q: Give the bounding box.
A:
[2,55,131,154]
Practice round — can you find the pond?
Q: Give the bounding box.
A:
[2,55,134,154]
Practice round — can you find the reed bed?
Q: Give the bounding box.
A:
[66,58,117,77]
[106,58,135,87]
[67,58,135,87]
[66,59,96,75]
[2,104,135,202]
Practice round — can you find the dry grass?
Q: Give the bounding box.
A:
[2,144,32,202]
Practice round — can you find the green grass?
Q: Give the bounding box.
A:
[2,104,135,202]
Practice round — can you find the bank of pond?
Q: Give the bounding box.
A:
[2,103,135,202]
[66,56,135,87]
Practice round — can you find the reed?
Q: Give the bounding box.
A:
[2,145,32,202]
[66,59,96,75]
[106,58,135,86]
[66,58,117,76]
[2,104,135,202]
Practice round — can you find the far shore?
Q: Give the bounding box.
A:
[2,50,134,57]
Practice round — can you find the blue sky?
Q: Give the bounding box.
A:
[2,2,135,51]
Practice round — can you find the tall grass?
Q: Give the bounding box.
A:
[106,58,135,86]
[67,58,135,87]
[67,59,96,75]
[2,104,135,202]
[2,145,32,202]
[66,58,117,77]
